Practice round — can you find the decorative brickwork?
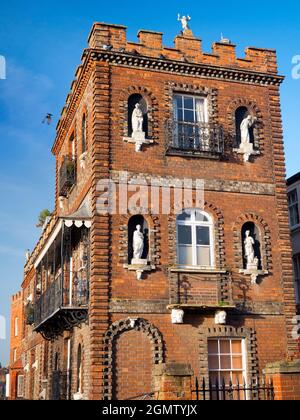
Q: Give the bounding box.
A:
[227,98,264,151]
[119,85,159,142]
[233,212,272,271]
[103,318,164,400]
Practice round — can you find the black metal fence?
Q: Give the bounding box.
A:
[192,377,274,401]
[166,120,224,155]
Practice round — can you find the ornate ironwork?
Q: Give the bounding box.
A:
[59,156,76,197]
[34,270,89,340]
[165,120,224,157]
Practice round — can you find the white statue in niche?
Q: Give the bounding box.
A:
[244,230,259,270]
[240,114,257,144]
[132,225,144,261]
[132,103,144,134]
[215,310,227,325]
[178,14,191,31]
[234,113,259,162]
[171,308,185,324]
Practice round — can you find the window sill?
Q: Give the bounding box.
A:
[166,149,221,160]
[169,266,228,274]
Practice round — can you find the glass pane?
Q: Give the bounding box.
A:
[208,356,219,370]
[184,96,194,110]
[177,211,192,222]
[231,340,242,354]
[197,246,211,266]
[208,340,218,354]
[220,355,231,369]
[196,226,210,245]
[184,110,194,123]
[220,340,231,354]
[232,372,244,385]
[178,246,193,266]
[174,95,182,109]
[195,211,209,222]
[178,225,192,244]
[177,109,183,122]
[209,372,219,387]
[232,356,243,369]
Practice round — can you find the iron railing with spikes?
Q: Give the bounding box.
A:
[192,377,274,401]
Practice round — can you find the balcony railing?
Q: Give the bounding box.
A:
[59,157,76,197]
[34,270,89,340]
[165,120,224,157]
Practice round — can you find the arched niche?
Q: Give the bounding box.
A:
[128,215,149,264]
[241,222,262,270]
[128,94,148,137]
[235,106,255,146]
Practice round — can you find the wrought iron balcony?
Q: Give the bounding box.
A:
[59,157,76,197]
[165,120,224,158]
[34,270,89,340]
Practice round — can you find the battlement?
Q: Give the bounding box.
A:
[11,291,22,302]
[88,22,278,74]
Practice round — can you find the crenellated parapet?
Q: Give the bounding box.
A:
[88,22,279,75]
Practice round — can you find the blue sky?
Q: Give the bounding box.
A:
[0,0,299,365]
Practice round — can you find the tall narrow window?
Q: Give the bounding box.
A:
[82,114,87,153]
[208,338,247,399]
[177,209,214,267]
[17,375,24,398]
[70,132,75,159]
[173,94,208,150]
[77,344,83,394]
[293,255,300,304]
[288,189,300,228]
[14,317,18,337]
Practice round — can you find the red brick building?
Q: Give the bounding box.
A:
[8,292,24,399]
[13,20,300,400]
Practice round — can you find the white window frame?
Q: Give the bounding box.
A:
[17,374,24,398]
[13,348,17,363]
[173,93,209,124]
[208,338,248,397]
[176,209,215,268]
[293,254,300,304]
[288,187,300,229]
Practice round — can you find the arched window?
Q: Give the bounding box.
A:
[235,106,254,146]
[241,222,262,269]
[128,94,148,137]
[82,114,87,153]
[76,344,83,394]
[128,215,149,264]
[177,209,214,267]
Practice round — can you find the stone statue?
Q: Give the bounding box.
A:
[244,230,255,265]
[171,308,185,324]
[133,225,144,260]
[132,103,144,134]
[215,310,227,325]
[178,14,191,31]
[240,114,257,144]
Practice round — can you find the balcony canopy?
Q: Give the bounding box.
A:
[34,198,92,268]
